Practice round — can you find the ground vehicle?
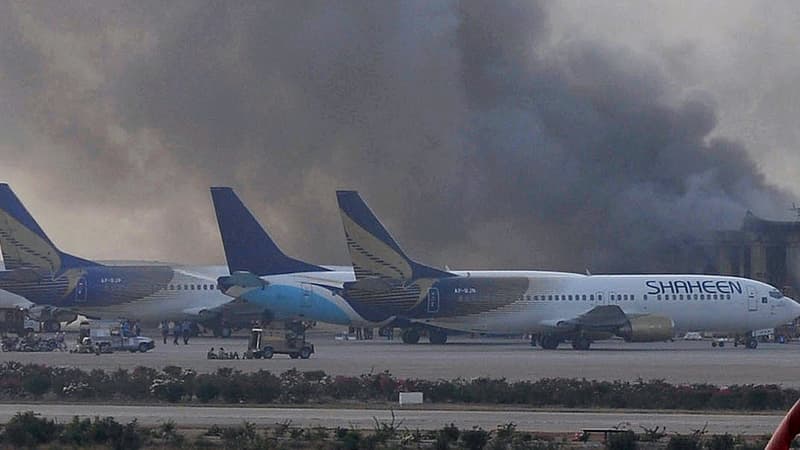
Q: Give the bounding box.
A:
[245,325,314,359]
[75,321,155,353]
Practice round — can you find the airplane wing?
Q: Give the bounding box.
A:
[172,268,220,282]
[541,305,629,333]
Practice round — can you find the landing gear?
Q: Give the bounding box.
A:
[747,338,759,349]
[539,334,560,350]
[43,320,61,333]
[401,328,421,344]
[571,335,592,351]
[530,334,538,347]
[213,326,232,338]
[428,329,447,345]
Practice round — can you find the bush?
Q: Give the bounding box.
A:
[706,434,735,450]
[460,426,490,450]
[607,431,637,450]
[668,434,702,450]
[1,411,60,447]
[195,377,221,403]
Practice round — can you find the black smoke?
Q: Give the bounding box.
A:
[0,1,792,272]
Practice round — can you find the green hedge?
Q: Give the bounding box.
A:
[0,361,797,410]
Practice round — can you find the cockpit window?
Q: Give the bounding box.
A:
[769,290,783,299]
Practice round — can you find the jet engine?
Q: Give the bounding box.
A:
[617,315,674,342]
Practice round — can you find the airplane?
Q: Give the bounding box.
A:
[0,183,237,334]
[335,190,800,350]
[210,187,364,329]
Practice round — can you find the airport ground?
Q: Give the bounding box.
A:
[3,331,799,435]
[0,404,787,435]
[2,331,800,387]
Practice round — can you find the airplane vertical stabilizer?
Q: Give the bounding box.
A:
[210,187,328,276]
[0,184,99,273]
[336,190,452,282]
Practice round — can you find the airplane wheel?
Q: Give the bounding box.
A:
[401,329,421,344]
[711,341,717,347]
[571,336,591,351]
[299,346,312,359]
[540,334,560,350]
[428,330,447,345]
[747,338,759,349]
[44,320,60,333]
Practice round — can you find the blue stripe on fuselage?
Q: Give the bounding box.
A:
[240,284,351,325]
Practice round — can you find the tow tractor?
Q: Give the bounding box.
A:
[244,322,314,359]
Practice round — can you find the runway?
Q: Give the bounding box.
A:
[0,404,783,434]
[2,334,800,387]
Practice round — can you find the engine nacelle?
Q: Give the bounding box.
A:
[617,314,674,342]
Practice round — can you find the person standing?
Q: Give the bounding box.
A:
[182,320,191,344]
[160,321,169,344]
[173,321,180,345]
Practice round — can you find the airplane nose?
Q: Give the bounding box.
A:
[786,297,800,320]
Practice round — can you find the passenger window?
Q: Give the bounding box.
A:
[643,294,647,300]
[561,295,566,301]
[672,295,677,300]
[548,295,553,301]
[727,294,731,300]
[762,297,768,304]
[568,295,573,301]
[700,294,704,300]
[713,294,718,300]
[679,294,683,300]
[177,285,182,290]
[693,294,698,300]
[168,285,173,290]
[598,294,603,300]
[582,295,587,301]
[657,294,661,300]
[590,295,594,301]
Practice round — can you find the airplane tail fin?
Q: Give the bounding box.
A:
[336,190,452,281]
[210,187,328,276]
[0,184,98,272]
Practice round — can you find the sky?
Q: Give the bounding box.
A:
[0,1,797,273]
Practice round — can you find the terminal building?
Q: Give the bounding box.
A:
[687,211,800,298]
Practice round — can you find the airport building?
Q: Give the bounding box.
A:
[689,212,800,297]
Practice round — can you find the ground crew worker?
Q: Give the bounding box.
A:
[173,321,180,345]
[182,320,191,344]
[160,321,169,344]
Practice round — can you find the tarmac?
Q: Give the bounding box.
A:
[2,333,800,386]
[0,404,785,434]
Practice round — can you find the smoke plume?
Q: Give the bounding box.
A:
[0,0,794,273]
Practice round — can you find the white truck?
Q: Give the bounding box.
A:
[74,321,155,353]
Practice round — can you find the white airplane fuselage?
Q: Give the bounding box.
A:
[236,269,800,337]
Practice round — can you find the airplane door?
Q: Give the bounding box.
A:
[75,277,88,303]
[748,288,757,311]
[301,284,312,308]
[427,288,440,313]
